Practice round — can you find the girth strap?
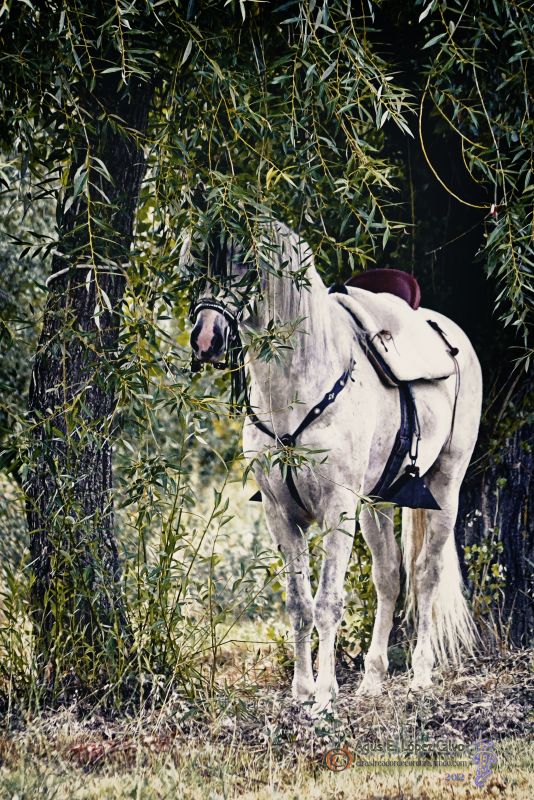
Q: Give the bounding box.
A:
[332,298,425,500]
[369,383,420,500]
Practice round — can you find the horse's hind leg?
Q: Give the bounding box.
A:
[406,463,475,691]
[356,506,401,697]
[262,499,315,701]
[407,339,481,690]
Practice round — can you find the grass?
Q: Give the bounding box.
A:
[1,475,532,799]
[0,645,531,799]
[0,733,532,799]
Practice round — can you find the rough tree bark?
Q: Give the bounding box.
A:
[456,378,533,647]
[25,72,152,679]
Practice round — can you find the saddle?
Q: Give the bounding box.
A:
[330,284,457,385]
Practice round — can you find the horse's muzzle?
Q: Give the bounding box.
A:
[190,322,226,364]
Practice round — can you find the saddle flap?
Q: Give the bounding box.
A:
[382,467,441,510]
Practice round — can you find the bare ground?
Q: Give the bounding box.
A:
[0,648,532,798]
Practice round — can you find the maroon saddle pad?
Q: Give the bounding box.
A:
[346,269,421,310]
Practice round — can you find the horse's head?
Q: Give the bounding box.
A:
[186,219,307,365]
[186,232,253,367]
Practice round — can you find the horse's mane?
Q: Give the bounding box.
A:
[255,220,326,327]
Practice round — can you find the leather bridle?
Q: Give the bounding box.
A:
[190,297,242,371]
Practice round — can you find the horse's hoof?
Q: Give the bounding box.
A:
[292,678,315,703]
[310,696,333,717]
[310,688,337,717]
[410,675,433,692]
[355,677,384,697]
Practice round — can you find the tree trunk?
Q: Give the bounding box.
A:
[456,378,534,647]
[26,73,152,684]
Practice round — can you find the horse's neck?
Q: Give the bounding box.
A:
[246,275,352,433]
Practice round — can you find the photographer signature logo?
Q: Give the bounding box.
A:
[473,739,497,788]
[322,736,497,783]
[323,746,354,772]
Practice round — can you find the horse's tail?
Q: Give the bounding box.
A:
[402,508,475,663]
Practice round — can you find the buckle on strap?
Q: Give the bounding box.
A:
[277,433,295,448]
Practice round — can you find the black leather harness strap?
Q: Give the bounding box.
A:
[369,382,420,500]
[427,318,461,450]
[248,364,354,512]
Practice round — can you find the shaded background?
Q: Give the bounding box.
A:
[371,2,533,646]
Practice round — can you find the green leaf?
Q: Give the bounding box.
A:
[418,3,434,23]
[181,39,193,66]
[422,32,446,49]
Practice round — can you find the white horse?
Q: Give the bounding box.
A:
[189,221,482,714]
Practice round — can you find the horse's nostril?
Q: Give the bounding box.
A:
[190,324,201,353]
[212,327,223,355]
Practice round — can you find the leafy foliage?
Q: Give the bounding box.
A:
[416,0,533,360]
[0,0,531,711]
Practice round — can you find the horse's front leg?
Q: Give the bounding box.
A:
[356,506,401,696]
[262,499,315,702]
[312,490,356,714]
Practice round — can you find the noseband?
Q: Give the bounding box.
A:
[191,297,241,329]
[190,297,240,369]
